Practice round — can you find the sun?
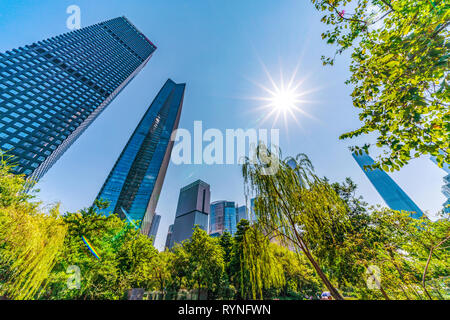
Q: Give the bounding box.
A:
[246,59,318,128]
[270,88,299,112]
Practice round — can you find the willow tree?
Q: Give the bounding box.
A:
[243,147,351,300]
[240,222,285,300]
[0,153,66,300]
[311,0,449,170]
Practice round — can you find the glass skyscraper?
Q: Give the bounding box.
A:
[95,79,186,235]
[210,200,237,236]
[0,17,156,182]
[236,205,248,225]
[352,152,423,218]
[169,180,210,248]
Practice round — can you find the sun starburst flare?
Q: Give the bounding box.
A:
[246,58,320,130]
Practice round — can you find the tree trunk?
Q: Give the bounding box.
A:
[291,226,344,300]
[379,285,390,300]
[302,246,344,300]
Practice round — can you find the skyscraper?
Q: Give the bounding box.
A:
[165,224,174,249]
[430,156,450,214]
[0,17,156,182]
[236,205,248,225]
[352,152,423,218]
[210,201,237,236]
[148,214,161,240]
[169,180,210,248]
[95,79,186,235]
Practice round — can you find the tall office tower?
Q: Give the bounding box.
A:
[210,201,237,237]
[148,214,161,240]
[430,156,450,214]
[95,79,186,235]
[353,152,423,218]
[169,180,210,248]
[0,17,156,182]
[236,205,248,225]
[165,224,174,249]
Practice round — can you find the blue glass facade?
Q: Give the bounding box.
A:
[236,205,247,224]
[210,201,237,236]
[353,152,423,218]
[96,79,186,235]
[0,17,156,182]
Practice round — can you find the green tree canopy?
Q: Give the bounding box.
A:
[311,0,449,170]
[243,149,350,299]
[180,226,225,299]
[0,154,66,300]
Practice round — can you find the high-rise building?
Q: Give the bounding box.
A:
[165,224,174,249]
[352,152,423,218]
[169,180,210,248]
[236,205,247,225]
[95,79,186,235]
[0,17,156,182]
[430,156,450,214]
[210,200,237,237]
[148,214,161,240]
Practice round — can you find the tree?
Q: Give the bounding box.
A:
[323,178,373,290]
[168,244,190,299]
[152,250,174,296]
[364,209,450,300]
[311,0,449,171]
[272,244,322,299]
[243,148,352,299]
[229,220,252,299]
[182,226,225,299]
[117,230,159,292]
[229,219,285,300]
[43,201,145,300]
[0,153,66,300]
[219,231,233,265]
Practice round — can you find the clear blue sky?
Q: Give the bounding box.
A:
[0,0,446,250]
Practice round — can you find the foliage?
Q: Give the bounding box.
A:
[243,146,449,300]
[272,244,322,298]
[0,155,66,300]
[243,147,350,299]
[0,149,447,300]
[181,226,225,299]
[228,220,285,299]
[360,209,450,299]
[311,0,449,170]
[42,200,163,300]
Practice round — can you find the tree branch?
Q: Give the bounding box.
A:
[422,234,450,300]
